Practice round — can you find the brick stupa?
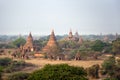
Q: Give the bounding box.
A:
[23,32,34,51]
[68,29,73,40]
[42,30,58,53]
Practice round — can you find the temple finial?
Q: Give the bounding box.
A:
[52,29,54,33]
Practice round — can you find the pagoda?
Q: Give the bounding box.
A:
[65,29,74,41]
[68,29,73,39]
[78,36,83,45]
[115,33,119,39]
[74,31,79,42]
[42,30,58,53]
[23,32,34,51]
[103,35,109,42]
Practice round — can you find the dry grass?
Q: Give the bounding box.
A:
[25,58,103,68]
[0,55,103,73]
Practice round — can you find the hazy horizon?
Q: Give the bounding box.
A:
[0,0,120,35]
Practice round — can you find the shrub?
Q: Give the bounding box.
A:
[28,64,88,80]
[101,56,115,76]
[7,72,29,80]
[104,78,119,80]
[4,60,26,73]
[0,58,12,66]
[91,40,106,52]
[12,37,26,48]
[101,56,120,80]
[0,66,3,80]
[87,64,100,79]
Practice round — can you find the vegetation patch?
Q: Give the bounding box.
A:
[28,64,88,80]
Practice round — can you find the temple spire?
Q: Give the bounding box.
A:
[42,30,58,52]
[23,32,34,51]
[69,29,73,39]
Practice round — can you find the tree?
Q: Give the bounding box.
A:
[34,39,47,51]
[58,40,80,49]
[13,37,26,48]
[112,38,120,54]
[0,44,15,49]
[101,56,120,80]
[91,40,106,52]
[102,56,115,75]
[87,64,100,79]
[28,64,88,80]
[0,58,12,67]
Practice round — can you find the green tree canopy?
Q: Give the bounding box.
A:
[102,56,116,74]
[87,64,100,79]
[13,37,26,48]
[0,58,12,67]
[58,40,80,49]
[28,64,88,80]
[91,40,106,52]
[112,38,120,54]
[101,56,120,80]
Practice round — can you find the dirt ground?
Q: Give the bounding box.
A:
[0,55,103,73]
[23,58,103,73]
[26,58,103,68]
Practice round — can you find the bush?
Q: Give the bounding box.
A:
[0,44,15,49]
[101,56,120,80]
[7,72,29,80]
[112,38,120,54]
[4,60,26,73]
[91,40,106,52]
[102,56,115,76]
[28,64,88,80]
[104,78,119,80]
[87,64,100,79]
[0,66,3,80]
[0,58,12,66]
[12,37,26,47]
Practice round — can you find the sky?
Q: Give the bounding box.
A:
[0,0,120,35]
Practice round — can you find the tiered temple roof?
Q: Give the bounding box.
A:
[42,30,58,52]
[78,36,83,44]
[74,31,79,42]
[23,32,34,51]
[103,35,109,42]
[68,29,73,39]
[65,30,84,43]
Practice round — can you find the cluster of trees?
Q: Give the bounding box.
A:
[0,37,26,49]
[112,38,120,54]
[101,56,120,80]
[12,37,26,48]
[58,39,112,53]
[87,64,100,79]
[1,37,120,61]
[59,38,120,55]
[59,40,80,49]
[11,37,120,60]
[1,36,120,55]
[0,43,15,49]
